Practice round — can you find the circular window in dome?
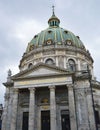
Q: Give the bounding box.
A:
[29,45,34,51]
[66,40,72,45]
[45,58,54,65]
[48,30,52,33]
[34,35,38,38]
[46,39,52,45]
[64,30,68,34]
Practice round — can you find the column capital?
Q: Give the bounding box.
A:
[28,87,35,92]
[67,84,74,89]
[49,85,55,90]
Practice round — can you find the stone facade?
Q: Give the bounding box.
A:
[2,11,100,130]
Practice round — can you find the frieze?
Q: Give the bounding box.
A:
[57,50,65,55]
[66,50,76,55]
[15,76,72,87]
[34,53,42,59]
[43,50,55,55]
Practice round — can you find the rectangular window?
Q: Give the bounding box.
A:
[61,110,70,130]
[41,110,50,130]
[95,110,100,125]
[22,112,29,130]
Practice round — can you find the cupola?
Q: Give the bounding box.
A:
[48,6,60,27]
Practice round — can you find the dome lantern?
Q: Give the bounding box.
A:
[48,6,60,27]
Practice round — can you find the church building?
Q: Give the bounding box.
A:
[2,8,100,130]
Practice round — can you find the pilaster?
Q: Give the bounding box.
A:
[10,88,19,130]
[86,88,96,130]
[67,84,77,130]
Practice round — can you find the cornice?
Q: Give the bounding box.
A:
[19,45,93,67]
[12,73,71,81]
[92,80,100,89]
[3,81,14,87]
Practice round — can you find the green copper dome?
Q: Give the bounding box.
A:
[26,13,85,52]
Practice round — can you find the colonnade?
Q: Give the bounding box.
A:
[9,84,77,130]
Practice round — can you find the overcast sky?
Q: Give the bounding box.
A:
[0,0,100,104]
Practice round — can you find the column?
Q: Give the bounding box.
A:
[10,88,19,130]
[67,84,77,130]
[86,89,96,130]
[28,88,35,130]
[49,86,56,130]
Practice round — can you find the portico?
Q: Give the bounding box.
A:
[8,63,76,130]
[2,62,97,130]
[11,84,77,130]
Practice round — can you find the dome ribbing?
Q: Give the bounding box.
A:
[26,13,85,53]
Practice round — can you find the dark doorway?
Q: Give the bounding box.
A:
[22,112,29,130]
[61,110,70,130]
[41,110,50,130]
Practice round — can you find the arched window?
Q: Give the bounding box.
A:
[68,59,76,71]
[28,63,33,69]
[45,58,54,65]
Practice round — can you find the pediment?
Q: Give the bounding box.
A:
[12,63,68,79]
[22,67,64,78]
